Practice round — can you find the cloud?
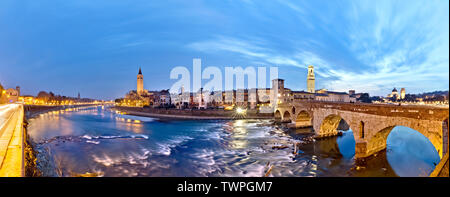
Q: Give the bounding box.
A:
[1,0,447,99]
[187,0,449,96]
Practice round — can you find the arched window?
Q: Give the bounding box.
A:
[292,107,296,114]
[359,121,365,139]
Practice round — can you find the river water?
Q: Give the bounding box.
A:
[27,105,440,177]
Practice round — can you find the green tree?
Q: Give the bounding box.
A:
[357,93,372,103]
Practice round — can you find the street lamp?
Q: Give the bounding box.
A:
[236,107,246,114]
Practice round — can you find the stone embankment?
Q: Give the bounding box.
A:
[24,104,98,119]
[22,104,99,177]
[112,106,274,120]
[24,105,64,119]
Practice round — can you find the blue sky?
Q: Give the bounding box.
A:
[0,0,448,100]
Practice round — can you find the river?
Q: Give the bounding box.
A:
[27,105,440,177]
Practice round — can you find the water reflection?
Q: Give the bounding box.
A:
[386,126,440,177]
[336,131,355,159]
[229,120,249,149]
[316,126,439,177]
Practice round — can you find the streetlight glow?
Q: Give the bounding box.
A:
[236,107,246,114]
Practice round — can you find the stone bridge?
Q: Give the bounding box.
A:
[275,101,449,159]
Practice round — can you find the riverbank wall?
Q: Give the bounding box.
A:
[22,104,99,176]
[112,106,274,120]
[24,105,64,119]
[23,118,40,177]
[24,104,98,119]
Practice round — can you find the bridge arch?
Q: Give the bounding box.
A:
[274,110,281,122]
[382,125,441,176]
[295,110,312,128]
[366,121,444,159]
[318,114,354,138]
[282,111,291,123]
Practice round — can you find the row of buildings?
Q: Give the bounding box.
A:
[1,83,96,105]
[0,84,20,104]
[118,66,368,110]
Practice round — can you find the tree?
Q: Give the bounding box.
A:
[37,91,52,103]
[370,96,383,102]
[0,83,4,104]
[357,93,371,103]
[37,91,50,98]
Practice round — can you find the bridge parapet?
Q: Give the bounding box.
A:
[282,101,449,121]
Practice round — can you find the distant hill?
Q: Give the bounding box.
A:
[411,90,449,102]
[418,90,449,97]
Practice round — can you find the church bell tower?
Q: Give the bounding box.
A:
[307,65,315,93]
[137,67,144,95]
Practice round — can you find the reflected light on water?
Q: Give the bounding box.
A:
[113,116,145,134]
[29,106,148,141]
[230,120,248,149]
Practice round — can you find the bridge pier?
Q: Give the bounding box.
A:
[281,119,291,123]
[355,140,368,158]
[294,121,312,128]
[354,139,387,158]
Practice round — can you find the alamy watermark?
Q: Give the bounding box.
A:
[169,58,280,113]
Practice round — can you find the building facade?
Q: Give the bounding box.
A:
[315,91,351,102]
[291,91,315,101]
[271,78,285,107]
[151,89,171,107]
[2,86,20,103]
